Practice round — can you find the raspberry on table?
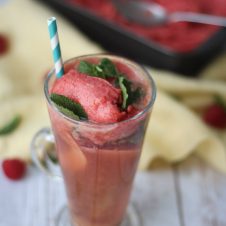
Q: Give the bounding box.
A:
[0,34,9,55]
[203,103,226,129]
[2,158,27,180]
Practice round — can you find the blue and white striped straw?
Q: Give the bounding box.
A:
[47,17,64,78]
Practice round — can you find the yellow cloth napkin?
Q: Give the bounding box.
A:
[141,91,226,172]
[0,0,226,173]
[0,95,49,160]
[151,69,226,110]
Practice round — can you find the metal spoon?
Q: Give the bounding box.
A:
[112,0,226,27]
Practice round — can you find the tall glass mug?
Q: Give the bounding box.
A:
[31,54,156,226]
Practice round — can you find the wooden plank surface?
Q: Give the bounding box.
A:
[0,156,226,226]
[0,165,66,226]
[133,163,181,226]
[176,156,226,226]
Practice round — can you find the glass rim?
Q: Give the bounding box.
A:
[44,53,157,127]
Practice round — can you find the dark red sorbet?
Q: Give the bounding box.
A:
[67,0,226,52]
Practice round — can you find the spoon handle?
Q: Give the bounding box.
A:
[170,12,226,27]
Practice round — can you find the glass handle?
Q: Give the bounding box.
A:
[30,127,62,180]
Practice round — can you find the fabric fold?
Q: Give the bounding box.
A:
[140,91,226,173]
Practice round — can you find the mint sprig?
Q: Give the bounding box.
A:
[78,58,118,79]
[214,95,226,110]
[0,115,22,136]
[100,58,117,77]
[78,61,105,79]
[56,105,80,120]
[50,93,88,120]
[122,79,142,107]
[116,77,142,109]
[118,77,128,109]
[78,58,142,109]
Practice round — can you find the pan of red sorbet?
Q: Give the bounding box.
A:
[35,0,226,76]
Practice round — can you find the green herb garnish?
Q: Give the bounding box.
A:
[0,115,22,136]
[99,58,117,77]
[56,105,80,120]
[50,93,88,120]
[214,95,226,110]
[78,61,105,79]
[78,58,142,109]
[118,76,128,109]
[115,77,142,109]
[78,58,118,79]
[123,79,142,107]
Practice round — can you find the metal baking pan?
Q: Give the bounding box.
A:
[36,0,226,76]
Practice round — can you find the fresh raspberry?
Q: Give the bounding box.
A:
[2,158,26,180]
[203,104,226,129]
[0,34,9,55]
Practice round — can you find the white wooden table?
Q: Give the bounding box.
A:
[1,156,226,226]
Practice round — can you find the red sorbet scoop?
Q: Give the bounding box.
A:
[52,69,125,123]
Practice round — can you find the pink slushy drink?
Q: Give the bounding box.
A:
[46,54,155,226]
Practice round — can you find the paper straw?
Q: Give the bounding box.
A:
[47,17,64,78]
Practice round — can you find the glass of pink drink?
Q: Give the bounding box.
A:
[31,54,156,226]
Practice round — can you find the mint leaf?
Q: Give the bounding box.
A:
[100,58,117,77]
[78,61,93,75]
[214,95,226,110]
[78,58,118,79]
[128,88,142,106]
[50,93,88,120]
[0,115,22,136]
[123,79,141,107]
[118,76,128,109]
[56,104,80,120]
[78,61,105,78]
[116,77,142,109]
